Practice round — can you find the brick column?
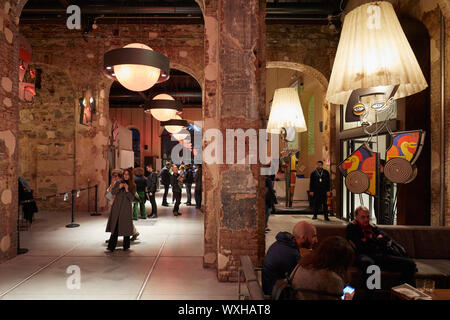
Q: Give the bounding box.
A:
[0,0,20,263]
[203,0,266,280]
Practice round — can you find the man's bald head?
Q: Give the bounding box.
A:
[292,221,318,249]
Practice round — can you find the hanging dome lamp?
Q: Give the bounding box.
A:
[161,114,189,134]
[104,43,170,92]
[144,93,182,122]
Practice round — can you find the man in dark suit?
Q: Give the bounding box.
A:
[309,160,331,221]
[159,162,171,206]
[146,165,158,219]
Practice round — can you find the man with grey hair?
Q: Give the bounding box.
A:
[262,221,318,296]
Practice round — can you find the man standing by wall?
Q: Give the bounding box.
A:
[309,161,331,221]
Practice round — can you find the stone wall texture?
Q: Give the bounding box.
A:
[0,0,20,263]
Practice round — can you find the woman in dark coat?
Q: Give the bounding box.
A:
[106,167,135,252]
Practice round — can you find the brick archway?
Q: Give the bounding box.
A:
[266,61,329,92]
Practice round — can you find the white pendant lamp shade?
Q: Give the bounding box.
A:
[165,115,184,134]
[114,43,161,92]
[326,1,428,105]
[267,87,307,134]
[149,94,178,121]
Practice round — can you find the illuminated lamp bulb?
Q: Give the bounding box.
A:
[114,43,161,92]
[149,94,178,121]
[165,115,184,134]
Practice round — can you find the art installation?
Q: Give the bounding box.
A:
[339,144,377,196]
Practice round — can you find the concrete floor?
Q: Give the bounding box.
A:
[0,187,344,300]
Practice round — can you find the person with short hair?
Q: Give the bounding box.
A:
[262,221,318,296]
[133,167,147,220]
[160,162,171,206]
[309,160,331,221]
[146,165,158,219]
[171,166,183,216]
[291,236,355,300]
[346,206,417,288]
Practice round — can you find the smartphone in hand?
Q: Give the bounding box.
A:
[341,286,355,300]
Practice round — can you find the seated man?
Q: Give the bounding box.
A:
[346,206,417,287]
[262,221,318,296]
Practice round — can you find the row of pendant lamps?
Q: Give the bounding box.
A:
[103,43,189,139]
[103,2,425,142]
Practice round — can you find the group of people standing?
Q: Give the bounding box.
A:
[103,163,202,252]
[159,162,202,216]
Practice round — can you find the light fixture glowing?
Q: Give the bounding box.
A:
[145,93,179,121]
[162,115,188,134]
[266,87,307,134]
[326,1,427,105]
[104,43,170,92]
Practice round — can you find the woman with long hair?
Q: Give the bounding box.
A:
[291,236,355,300]
[105,167,136,252]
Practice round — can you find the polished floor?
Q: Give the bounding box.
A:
[0,187,344,300]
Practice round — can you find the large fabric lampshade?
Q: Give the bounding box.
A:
[326,1,428,105]
[267,87,307,134]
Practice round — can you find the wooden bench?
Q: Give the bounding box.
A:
[238,256,266,300]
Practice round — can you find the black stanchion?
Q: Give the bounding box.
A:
[66,190,80,228]
[90,184,101,216]
[17,203,28,255]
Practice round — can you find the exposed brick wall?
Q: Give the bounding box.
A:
[17,22,205,212]
[0,0,20,263]
[203,0,266,282]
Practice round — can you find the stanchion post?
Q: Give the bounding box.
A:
[66,190,80,228]
[91,184,101,216]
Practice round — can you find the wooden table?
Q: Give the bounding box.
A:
[392,289,450,300]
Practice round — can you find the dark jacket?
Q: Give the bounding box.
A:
[184,168,194,184]
[265,176,276,207]
[262,232,301,296]
[171,173,183,193]
[134,175,147,193]
[105,181,135,236]
[18,177,38,223]
[309,168,331,194]
[146,172,158,194]
[194,167,202,191]
[346,222,391,256]
[160,167,171,186]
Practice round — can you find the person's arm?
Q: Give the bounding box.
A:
[125,186,135,202]
[346,223,366,254]
[111,181,121,196]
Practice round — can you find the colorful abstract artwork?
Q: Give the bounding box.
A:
[339,144,377,196]
[386,130,425,164]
